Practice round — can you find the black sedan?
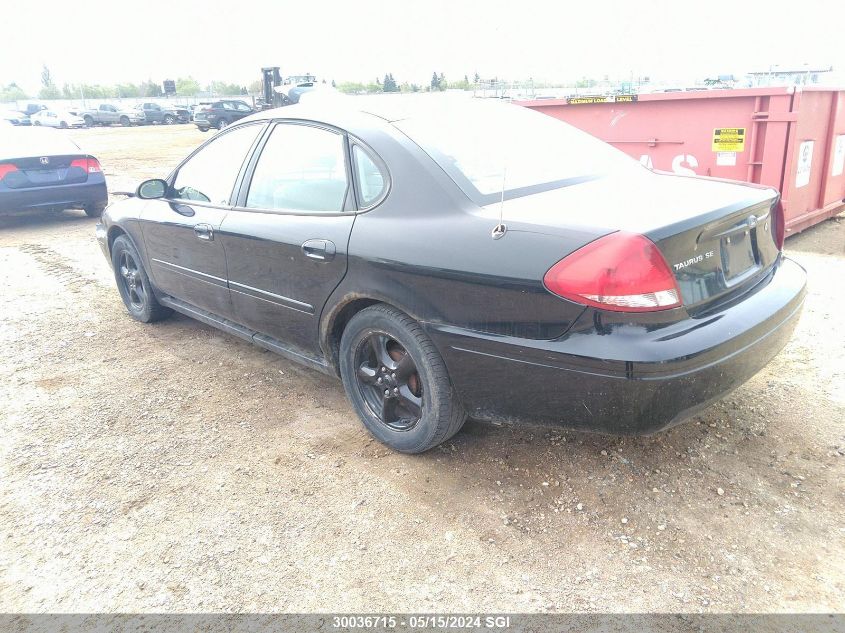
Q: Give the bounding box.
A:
[0,127,107,216]
[95,98,806,453]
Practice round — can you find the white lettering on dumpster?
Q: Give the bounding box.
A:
[796,140,814,188]
[672,154,698,175]
[833,135,845,177]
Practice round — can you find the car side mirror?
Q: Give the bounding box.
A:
[136,178,169,200]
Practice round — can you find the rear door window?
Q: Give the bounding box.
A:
[351,144,386,207]
[244,123,348,212]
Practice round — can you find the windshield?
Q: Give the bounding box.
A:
[394,100,638,205]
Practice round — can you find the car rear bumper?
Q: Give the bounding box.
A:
[425,256,807,435]
[0,179,108,213]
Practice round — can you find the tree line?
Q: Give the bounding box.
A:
[0,66,249,102]
[334,71,481,95]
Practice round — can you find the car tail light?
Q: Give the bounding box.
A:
[543,232,682,312]
[0,163,18,180]
[70,157,101,173]
[772,199,785,250]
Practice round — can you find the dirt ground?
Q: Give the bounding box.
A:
[0,125,843,614]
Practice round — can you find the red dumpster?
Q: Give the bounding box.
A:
[516,87,845,236]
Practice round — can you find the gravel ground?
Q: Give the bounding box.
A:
[0,125,843,614]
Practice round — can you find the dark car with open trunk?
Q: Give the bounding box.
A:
[95,97,806,453]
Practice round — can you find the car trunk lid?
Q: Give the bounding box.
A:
[0,155,91,189]
[483,167,780,313]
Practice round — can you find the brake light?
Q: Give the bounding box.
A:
[0,163,18,180]
[772,199,785,250]
[70,157,102,173]
[543,232,682,312]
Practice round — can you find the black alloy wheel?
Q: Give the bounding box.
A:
[110,235,172,323]
[339,304,466,453]
[118,250,146,312]
[354,332,423,431]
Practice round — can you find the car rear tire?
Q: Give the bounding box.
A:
[83,115,94,127]
[164,114,175,125]
[111,235,172,323]
[217,119,228,131]
[339,304,466,453]
[84,204,105,218]
[120,116,130,127]
[59,121,68,129]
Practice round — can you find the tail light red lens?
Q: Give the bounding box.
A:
[70,157,102,173]
[543,232,682,312]
[0,163,18,180]
[772,199,785,250]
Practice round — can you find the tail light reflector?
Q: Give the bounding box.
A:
[772,199,785,250]
[544,232,682,312]
[0,163,18,180]
[70,157,102,173]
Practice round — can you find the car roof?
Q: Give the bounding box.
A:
[240,93,507,127]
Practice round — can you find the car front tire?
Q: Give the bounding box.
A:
[111,235,173,323]
[119,116,130,127]
[339,304,466,453]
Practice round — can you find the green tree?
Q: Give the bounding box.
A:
[430,72,440,91]
[38,84,60,99]
[0,82,27,101]
[39,64,59,99]
[383,73,398,92]
[176,76,201,96]
[140,79,163,97]
[248,79,263,95]
[208,80,242,96]
[115,83,140,98]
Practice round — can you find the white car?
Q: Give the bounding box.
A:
[30,109,86,129]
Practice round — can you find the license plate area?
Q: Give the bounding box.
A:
[720,230,759,284]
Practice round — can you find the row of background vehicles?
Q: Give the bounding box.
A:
[0,101,228,129]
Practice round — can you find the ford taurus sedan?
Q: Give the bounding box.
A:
[95,97,806,453]
[1,126,107,216]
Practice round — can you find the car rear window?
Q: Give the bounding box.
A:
[393,100,637,205]
[0,127,81,158]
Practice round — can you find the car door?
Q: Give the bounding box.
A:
[220,121,361,354]
[139,122,265,318]
[100,105,115,124]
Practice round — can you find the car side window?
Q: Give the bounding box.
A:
[222,102,234,110]
[352,145,386,207]
[236,103,251,112]
[171,124,262,205]
[245,123,348,213]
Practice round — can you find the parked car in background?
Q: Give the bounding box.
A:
[96,99,806,453]
[188,102,212,121]
[0,126,107,216]
[0,111,31,126]
[30,109,86,129]
[136,102,189,125]
[80,103,145,127]
[20,103,47,117]
[193,100,253,131]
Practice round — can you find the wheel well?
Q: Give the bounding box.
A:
[107,226,128,255]
[326,298,381,375]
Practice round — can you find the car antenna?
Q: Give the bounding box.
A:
[491,165,507,240]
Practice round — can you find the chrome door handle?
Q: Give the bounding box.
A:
[194,223,214,241]
[301,239,336,261]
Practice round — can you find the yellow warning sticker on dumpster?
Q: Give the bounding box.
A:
[712,128,746,152]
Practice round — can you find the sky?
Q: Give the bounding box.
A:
[1,0,844,93]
